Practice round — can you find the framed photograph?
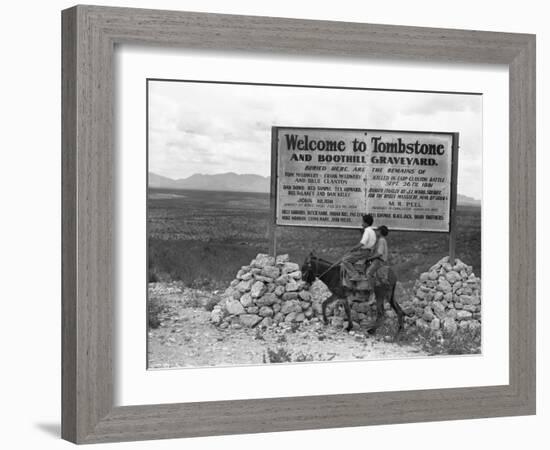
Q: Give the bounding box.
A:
[62,5,535,444]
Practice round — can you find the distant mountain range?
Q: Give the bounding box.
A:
[456,194,481,206]
[149,172,480,205]
[149,172,270,193]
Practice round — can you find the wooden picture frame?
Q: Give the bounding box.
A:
[62,5,536,444]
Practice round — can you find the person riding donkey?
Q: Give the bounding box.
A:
[365,225,390,287]
[341,214,377,281]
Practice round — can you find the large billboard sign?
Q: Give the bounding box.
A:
[272,127,458,232]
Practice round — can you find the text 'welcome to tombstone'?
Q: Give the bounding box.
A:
[273,127,457,232]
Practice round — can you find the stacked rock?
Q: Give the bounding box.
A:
[400,256,481,334]
[210,254,329,329]
[327,299,393,329]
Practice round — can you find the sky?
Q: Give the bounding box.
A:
[148,80,482,199]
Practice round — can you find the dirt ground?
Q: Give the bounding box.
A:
[148,283,427,369]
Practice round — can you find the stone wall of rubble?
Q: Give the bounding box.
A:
[210,254,330,329]
[399,256,482,334]
[211,254,481,335]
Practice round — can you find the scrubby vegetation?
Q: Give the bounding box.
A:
[148,297,164,329]
[263,347,293,363]
[372,320,481,355]
[148,188,481,289]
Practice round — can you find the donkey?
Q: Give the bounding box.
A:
[301,253,404,334]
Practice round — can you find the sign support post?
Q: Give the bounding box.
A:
[269,127,279,256]
[448,133,460,265]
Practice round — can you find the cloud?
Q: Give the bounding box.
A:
[148,81,482,199]
[401,95,481,116]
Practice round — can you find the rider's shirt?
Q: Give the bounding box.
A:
[359,226,376,249]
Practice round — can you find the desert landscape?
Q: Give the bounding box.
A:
[147,176,482,369]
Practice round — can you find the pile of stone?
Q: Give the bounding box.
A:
[400,256,482,334]
[210,254,330,329]
[325,298,395,330]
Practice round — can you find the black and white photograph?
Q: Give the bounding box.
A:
[146,79,482,369]
[1,0,543,447]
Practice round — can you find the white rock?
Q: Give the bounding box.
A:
[275,274,289,285]
[445,271,461,284]
[432,301,446,320]
[210,308,225,325]
[285,280,299,292]
[273,312,284,323]
[285,312,298,322]
[443,317,458,334]
[256,293,278,306]
[456,310,473,321]
[438,279,452,292]
[453,261,467,272]
[240,293,253,308]
[259,306,274,317]
[469,321,481,332]
[226,300,245,315]
[254,275,273,283]
[288,270,302,280]
[239,314,262,328]
[250,281,267,298]
[282,262,300,274]
[422,306,435,322]
[309,280,332,303]
[275,254,290,265]
[236,279,254,292]
[251,254,275,268]
[261,266,280,279]
[281,292,298,301]
[281,300,302,315]
[259,317,273,328]
[274,285,285,296]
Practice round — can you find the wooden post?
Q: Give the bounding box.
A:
[448,133,460,265]
[268,127,279,257]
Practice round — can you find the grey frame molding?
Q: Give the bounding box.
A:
[61,5,536,444]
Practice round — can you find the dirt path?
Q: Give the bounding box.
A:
[148,283,427,369]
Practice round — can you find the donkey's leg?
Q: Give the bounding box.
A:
[322,294,338,325]
[366,287,386,334]
[342,295,353,332]
[388,284,404,333]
